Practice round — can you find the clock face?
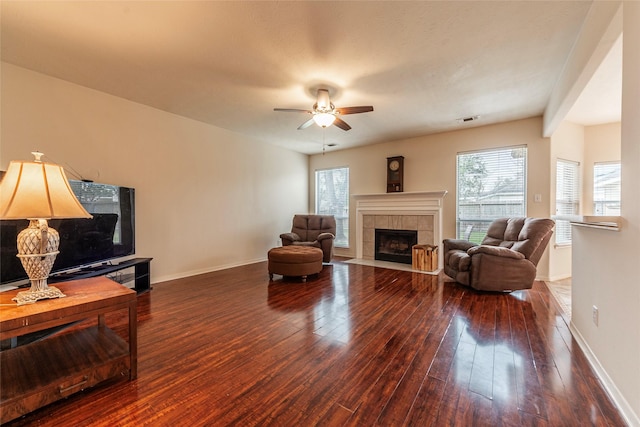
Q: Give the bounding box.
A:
[389,160,400,171]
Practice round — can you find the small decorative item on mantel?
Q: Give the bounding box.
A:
[386,156,404,193]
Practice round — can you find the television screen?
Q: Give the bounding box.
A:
[0,180,135,285]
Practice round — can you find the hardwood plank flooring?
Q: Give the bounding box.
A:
[3,259,626,426]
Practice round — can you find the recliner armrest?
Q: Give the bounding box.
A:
[317,232,335,241]
[280,232,301,242]
[443,238,476,252]
[467,245,525,260]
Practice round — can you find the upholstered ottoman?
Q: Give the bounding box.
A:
[268,246,323,282]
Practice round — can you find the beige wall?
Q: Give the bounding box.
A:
[0,63,309,283]
[570,3,640,424]
[547,121,621,281]
[309,116,553,279]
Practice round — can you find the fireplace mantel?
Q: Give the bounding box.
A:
[352,191,447,207]
[352,191,447,268]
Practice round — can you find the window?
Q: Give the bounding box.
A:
[555,159,580,244]
[315,167,349,247]
[594,162,621,215]
[456,146,527,243]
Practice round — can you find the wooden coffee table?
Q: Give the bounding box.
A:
[0,277,137,424]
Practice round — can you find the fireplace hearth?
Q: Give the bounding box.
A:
[375,229,417,265]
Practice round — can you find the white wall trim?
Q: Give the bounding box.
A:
[352,191,447,267]
[569,321,640,427]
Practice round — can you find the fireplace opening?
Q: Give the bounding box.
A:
[375,229,418,265]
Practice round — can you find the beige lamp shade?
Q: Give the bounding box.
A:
[0,153,92,305]
[0,155,91,220]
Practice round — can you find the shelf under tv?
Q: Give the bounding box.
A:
[49,257,153,294]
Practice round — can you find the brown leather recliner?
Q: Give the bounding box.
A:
[443,217,555,292]
[280,215,336,263]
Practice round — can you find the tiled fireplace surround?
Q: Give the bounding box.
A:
[353,191,447,269]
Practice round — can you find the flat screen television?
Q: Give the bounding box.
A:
[0,180,135,285]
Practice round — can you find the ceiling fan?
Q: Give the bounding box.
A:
[274,89,373,131]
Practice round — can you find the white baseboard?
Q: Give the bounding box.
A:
[569,321,640,427]
[544,273,572,282]
[152,257,267,285]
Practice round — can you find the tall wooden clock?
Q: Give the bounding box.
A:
[386,156,404,193]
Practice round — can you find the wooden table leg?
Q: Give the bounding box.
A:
[129,299,138,379]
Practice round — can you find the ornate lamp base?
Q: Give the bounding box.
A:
[12,285,66,306]
[12,219,64,306]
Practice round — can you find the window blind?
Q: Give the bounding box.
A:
[315,167,349,247]
[555,159,580,244]
[456,146,527,243]
[594,162,621,215]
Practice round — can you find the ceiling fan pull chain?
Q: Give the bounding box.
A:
[322,129,326,155]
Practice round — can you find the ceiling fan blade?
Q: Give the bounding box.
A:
[274,108,312,113]
[335,106,374,115]
[297,118,316,130]
[333,117,352,131]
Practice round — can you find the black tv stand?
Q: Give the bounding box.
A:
[49,258,152,293]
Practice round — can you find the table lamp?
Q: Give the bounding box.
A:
[0,152,92,305]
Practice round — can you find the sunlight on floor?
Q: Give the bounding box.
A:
[546,278,572,317]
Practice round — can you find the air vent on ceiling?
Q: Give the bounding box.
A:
[457,115,480,123]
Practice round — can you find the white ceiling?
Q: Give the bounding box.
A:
[0,1,620,155]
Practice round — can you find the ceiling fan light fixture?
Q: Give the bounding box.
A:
[274,88,372,132]
[313,112,336,128]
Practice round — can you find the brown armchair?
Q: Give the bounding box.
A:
[280,215,336,263]
[443,217,555,292]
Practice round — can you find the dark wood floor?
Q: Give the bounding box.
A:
[6,259,626,426]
